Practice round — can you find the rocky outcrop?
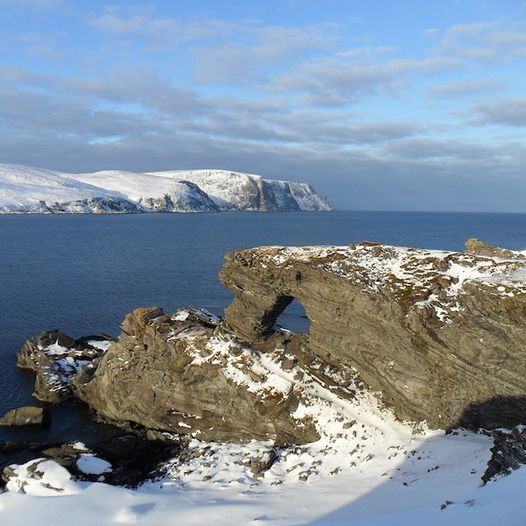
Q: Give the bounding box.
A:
[17,330,112,403]
[220,242,526,429]
[483,426,526,483]
[465,238,525,259]
[73,306,320,445]
[138,181,219,212]
[0,407,49,427]
[19,240,526,443]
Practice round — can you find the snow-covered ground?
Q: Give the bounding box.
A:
[0,164,332,213]
[0,403,518,525]
[0,164,127,209]
[1,334,521,525]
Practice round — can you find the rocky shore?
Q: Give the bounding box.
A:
[3,238,526,493]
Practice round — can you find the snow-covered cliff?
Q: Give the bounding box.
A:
[0,164,332,214]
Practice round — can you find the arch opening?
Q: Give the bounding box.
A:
[272,297,310,334]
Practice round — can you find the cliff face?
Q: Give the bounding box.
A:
[220,242,526,429]
[0,164,332,214]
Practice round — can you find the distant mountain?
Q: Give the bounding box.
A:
[0,164,332,214]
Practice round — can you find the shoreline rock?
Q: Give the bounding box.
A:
[220,241,526,430]
[0,407,49,427]
[17,239,526,443]
[17,331,113,403]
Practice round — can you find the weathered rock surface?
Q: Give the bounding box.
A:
[0,407,49,427]
[465,238,525,259]
[220,242,526,429]
[74,307,320,444]
[19,240,526,444]
[17,330,112,403]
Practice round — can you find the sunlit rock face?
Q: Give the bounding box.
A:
[20,240,526,441]
[73,307,320,445]
[220,242,526,429]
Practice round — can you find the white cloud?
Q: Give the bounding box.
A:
[435,20,526,63]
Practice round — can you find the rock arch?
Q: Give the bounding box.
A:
[220,243,526,429]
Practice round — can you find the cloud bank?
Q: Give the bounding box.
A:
[1,2,525,211]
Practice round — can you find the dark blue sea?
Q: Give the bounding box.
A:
[1,210,525,443]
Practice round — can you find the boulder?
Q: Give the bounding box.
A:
[0,407,49,427]
[483,426,526,483]
[465,238,525,259]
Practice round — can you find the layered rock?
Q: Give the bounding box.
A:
[19,240,526,442]
[73,307,320,444]
[221,242,526,429]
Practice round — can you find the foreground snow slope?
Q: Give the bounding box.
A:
[1,319,518,525]
[0,164,332,213]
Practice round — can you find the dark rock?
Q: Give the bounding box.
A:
[249,449,279,477]
[92,434,181,487]
[18,330,112,403]
[0,406,49,427]
[482,426,526,483]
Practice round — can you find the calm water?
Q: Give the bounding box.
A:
[1,210,525,443]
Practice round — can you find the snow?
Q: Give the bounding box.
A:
[74,170,180,202]
[0,163,331,213]
[0,164,126,212]
[0,403,518,525]
[87,340,113,351]
[43,340,70,356]
[148,169,332,212]
[76,455,113,476]
[173,309,190,321]
[0,332,523,523]
[252,243,526,322]
[5,459,81,496]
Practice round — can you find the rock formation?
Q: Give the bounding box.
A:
[19,240,526,442]
[220,242,526,429]
[18,330,112,403]
[0,407,49,427]
[73,307,320,444]
[465,238,525,260]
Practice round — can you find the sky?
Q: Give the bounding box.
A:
[1,0,525,212]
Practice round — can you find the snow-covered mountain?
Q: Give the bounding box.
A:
[0,164,332,214]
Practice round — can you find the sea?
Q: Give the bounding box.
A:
[1,210,525,444]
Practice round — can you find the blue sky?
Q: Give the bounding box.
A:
[1,0,526,211]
